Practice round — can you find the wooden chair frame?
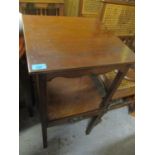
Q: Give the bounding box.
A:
[19,1,64,16]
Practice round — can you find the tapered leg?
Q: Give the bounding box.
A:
[128,97,135,114]
[86,117,102,135]
[41,123,47,148]
[86,67,129,134]
[38,75,48,148]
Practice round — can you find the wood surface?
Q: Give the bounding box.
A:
[86,67,129,134]
[20,0,64,3]
[19,35,25,58]
[47,76,102,120]
[20,0,135,36]
[38,75,48,148]
[125,68,135,81]
[100,70,135,99]
[64,0,80,16]
[22,15,134,74]
[112,87,134,100]
[22,14,135,148]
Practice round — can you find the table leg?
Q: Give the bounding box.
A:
[24,76,34,117]
[38,75,48,148]
[32,75,39,109]
[41,123,47,148]
[19,56,34,117]
[86,67,129,134]
[128,96,135,113]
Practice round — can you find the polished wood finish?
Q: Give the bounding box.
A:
[23,15,134,74]
[20,14,34,116]
[19,2,64,119]
[22,15,135,148]
[47,76,102,120]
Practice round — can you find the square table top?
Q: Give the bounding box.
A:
[22,15,135,74]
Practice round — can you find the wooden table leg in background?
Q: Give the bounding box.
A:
[19,56,34,117]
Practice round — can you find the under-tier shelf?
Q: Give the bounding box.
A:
[47,76,102,121]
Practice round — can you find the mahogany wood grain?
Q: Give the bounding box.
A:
[22,15,134,74]
[47,109,101,127]
[47,76,102,120]
[22,15,135,148]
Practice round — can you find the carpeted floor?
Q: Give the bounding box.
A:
[19,107,135,155]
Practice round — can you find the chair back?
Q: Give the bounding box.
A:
[19,1,64,16]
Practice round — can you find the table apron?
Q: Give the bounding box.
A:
[46,64,131,81]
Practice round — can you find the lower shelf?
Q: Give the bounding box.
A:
[47,76,102,121]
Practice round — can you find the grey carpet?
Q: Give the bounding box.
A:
[19,107,135,155]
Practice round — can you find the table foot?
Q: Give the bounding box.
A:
[42,125,48,148]
[86,116,102,135]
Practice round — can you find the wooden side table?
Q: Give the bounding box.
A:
[22,15,134,148]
